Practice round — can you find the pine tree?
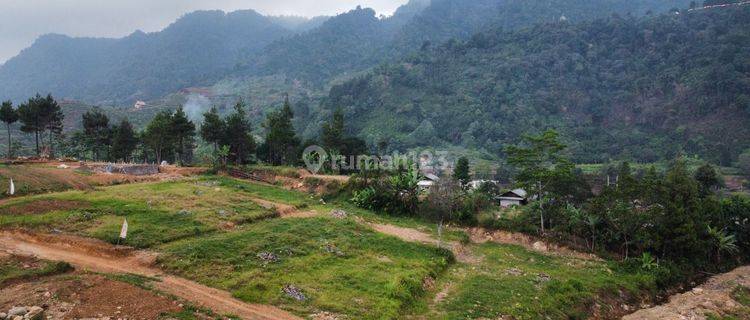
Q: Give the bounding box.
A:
[0,101,19,158]
[264,96,300,165]
[321,108,345,152]
[143,111,174,164]
[225,99,256,165]
[453,157,470,186]
[111,119,138,162]
[170,107,196,165]
[200,107,225,152]
[82,109,111,161]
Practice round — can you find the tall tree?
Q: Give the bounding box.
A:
[41,94,64,158]
[111,119,138,162]
[321,108,345,152]
[200,107,226,152]
[453,157,470,186]
[264,96,300,165]
[18,94,63,157]
[143,111,174,165]
[17,94,44,156]
[506,130,574,234]
[81,109,111,161]
[225,100,256,165]
[170,106,196,165]
[0,101,19,158]
[695,164,720,197]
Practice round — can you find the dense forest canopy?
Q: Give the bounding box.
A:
[312,5,750,164]
[0,0,691,105]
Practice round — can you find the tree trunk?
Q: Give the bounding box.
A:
[35,130,40,156]
[6,123,11,159]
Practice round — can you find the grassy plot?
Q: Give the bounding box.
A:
[0,255,73,285]
[216,176,315,207]
[433,243,656,320]
[0,178,274,247]
[157,217,453,319]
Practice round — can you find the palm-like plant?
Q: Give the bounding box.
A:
[707,226,739,263]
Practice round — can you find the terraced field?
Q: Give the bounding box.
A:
[0,175,664,319]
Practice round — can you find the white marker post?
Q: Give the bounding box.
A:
[118,218,128,245]
[9,178,14,196]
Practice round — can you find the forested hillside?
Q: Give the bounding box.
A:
[238,0,692,84]
[313,5,750,164]
[0,10,292,104]
[0,0,691,105]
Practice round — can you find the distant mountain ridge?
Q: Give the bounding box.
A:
[0,0,692,105]
[310,5,750,164]
[0,9,293,104]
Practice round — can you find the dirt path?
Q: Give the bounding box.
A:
[0,232,300,320]
[624,265,750,319]
[466,227,601,261]
[366,222,480,264]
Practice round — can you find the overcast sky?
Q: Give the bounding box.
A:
[0,0,406,64]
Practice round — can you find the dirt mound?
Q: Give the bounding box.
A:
[466,227,601,261]
[0,200,87,215]
[624,265,750,319]
[0,273,183,319]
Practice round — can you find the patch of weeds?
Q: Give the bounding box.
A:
[733,286,750,306]
[105,273,159,289]
[0,257,73,285]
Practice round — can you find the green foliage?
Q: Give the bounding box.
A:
[506,130,574,233]
[0,101,19,158]
[17,94,64,156]
[317,6,750,163]
[111,119,138,162]
[262,96,300,165]
[695,164,721,196]
[0,257,72,285]
[81,108,112,160]
[453,156,470,185]
[738,149,750,176]
[170,107,196,165]
[224,100,257,165]
[143,111,175,164]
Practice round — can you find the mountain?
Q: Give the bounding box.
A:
[310,5,750,165]
[238,0,693,85]
[0,0,693,106]
[0,10,291,104]
[267,15,331,32]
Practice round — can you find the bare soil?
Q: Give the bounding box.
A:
[0,231,301,320]
[466,227,602,261]
[624,265,750,319]
[0,273,184,320]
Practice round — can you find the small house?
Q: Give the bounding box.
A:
[497,189,528,208]
[418,173,440,191]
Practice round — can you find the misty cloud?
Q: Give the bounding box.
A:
[0,0,406,63]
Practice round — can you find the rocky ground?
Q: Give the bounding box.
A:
[623,265,750,319]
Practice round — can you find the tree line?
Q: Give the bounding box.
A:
[1,94,63,158]
[1,93,365,167]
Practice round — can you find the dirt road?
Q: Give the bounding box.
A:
[623,265,750,319]
[0,232,300,320]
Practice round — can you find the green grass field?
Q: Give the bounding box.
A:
[0,178,275,247]
[432,244,656,319]
[0,174,666,319]
[158,217,452,318]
